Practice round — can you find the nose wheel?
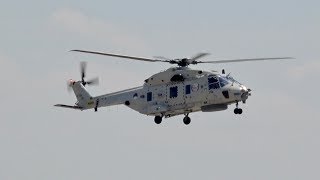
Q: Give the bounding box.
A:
[234,108,243,114]
[234,102,243,114]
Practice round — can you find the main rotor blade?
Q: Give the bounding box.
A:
[197,57,294,64]
[71,50,169,63]
[188,52,210,64]
[153,56,171,61]
[191,53,210,61]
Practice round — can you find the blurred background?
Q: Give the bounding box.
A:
[0,0,319,179]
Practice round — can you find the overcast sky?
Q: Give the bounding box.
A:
[1,0,320,180]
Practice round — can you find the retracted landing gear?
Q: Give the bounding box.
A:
[234,101,243,114]
[183,114,191,125]
[154,116,162,124]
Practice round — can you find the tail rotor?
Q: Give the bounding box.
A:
[80,61,99,87]
[66,62,99,93]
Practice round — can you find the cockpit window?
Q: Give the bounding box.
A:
[208,75,231,89]
[219,76,230,87]
[226,75,241,85]
[208,76,220,89]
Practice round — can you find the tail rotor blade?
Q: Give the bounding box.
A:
[80,61,87,81]
[86,77,99,86]
[66,80,73,92]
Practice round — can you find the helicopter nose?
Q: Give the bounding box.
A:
[240,85,251,103]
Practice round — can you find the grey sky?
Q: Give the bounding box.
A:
[0,0,319,180]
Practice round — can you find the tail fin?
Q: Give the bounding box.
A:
[71,81,93,107]
[54,81,93,110]
[72,81,91,100]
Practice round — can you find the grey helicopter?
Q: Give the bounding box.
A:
[55,50,292,125]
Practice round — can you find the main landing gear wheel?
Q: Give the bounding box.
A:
[154,116,162,124]
[183,116,191,125]
[234,108,243,114]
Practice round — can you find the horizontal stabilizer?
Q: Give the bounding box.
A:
[54,104,83,110]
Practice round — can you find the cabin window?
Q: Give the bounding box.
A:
[147,92,152,101]
[170,86,178,98]
[185,85,191,95]
[208,76,220,90]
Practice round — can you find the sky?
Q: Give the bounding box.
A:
[0,0,319,179]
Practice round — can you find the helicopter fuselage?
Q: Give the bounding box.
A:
[73,67,250,118]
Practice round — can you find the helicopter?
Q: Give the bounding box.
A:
[55,49,293,125]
